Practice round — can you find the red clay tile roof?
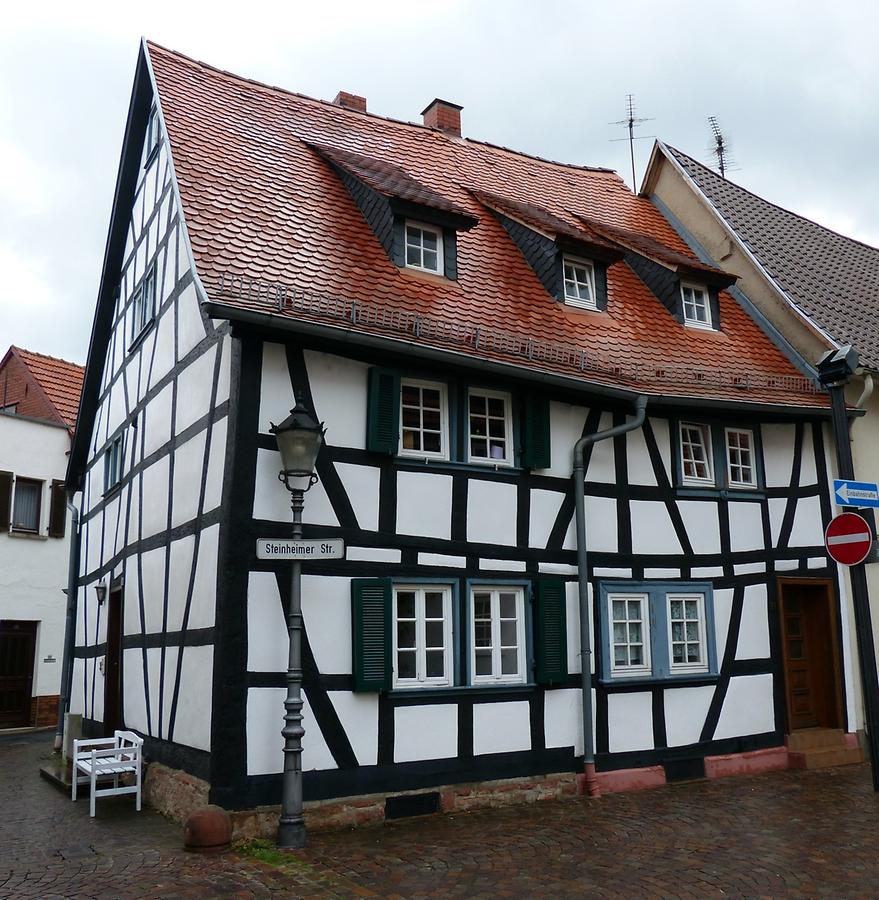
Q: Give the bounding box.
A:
[147,42,824,409]
[12,347,84,429]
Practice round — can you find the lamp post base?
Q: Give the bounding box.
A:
[277,815,307,849]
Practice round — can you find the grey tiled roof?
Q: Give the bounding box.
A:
[666,144,879,370]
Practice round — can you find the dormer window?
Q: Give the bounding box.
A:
[681,283,713,329]
[563,256,597,309]
[405,221,444,275]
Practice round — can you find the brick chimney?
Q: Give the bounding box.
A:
[333,91,367,113]
[421,98,462,137]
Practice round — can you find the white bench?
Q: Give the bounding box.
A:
[72,730,143,817]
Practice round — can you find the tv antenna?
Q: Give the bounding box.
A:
[708,116,734,179]
[610,94,654,191]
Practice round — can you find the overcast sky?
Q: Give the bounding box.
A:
[3,0,878,365]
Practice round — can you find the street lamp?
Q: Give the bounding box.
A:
[270,399,325,849]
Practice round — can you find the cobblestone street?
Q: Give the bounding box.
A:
[4,730,879,898]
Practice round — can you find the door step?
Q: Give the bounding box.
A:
[786,728,862,769]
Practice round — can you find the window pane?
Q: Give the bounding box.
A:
[397,593,416,619]
[685,600,698,618]
[613,623,627,643]
[612,600,626,620]
[499,593,517,618]
[423,432,441,452]
[474,621,491,647]
[425,593,444,618]
[488,418,506,438]
[406,245,420,266]
[501,648,518,675]
[500,620,517,646]
[397,621,416,649]
[12,481,40,530]
[670,600,683,619]
[627,599,641,618]
[475,649,492,675]
[401,407,420,428]
[402,385,419,405]
[488,397,505,418]
[687,646,701,663]
[422,409,441,430]
[422,388,441,409]
[629,646,643,665]
[627,622,642,643]
[397,651,416,679]
[672,622,684,641]
[614,646,627,665]
[425,621,444,648]
[474,593,491,618]
[471,437,487,457]
[422,249,438,271]
[426,650,444,678]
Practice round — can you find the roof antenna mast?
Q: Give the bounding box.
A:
[708,116,732,179]
[610,94,653,192]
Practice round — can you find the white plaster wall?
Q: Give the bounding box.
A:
[336,463,380,532]
[166,535,195,633]
[467,479,517,546]
[545,401,588,477]
[187,523,219,630]
[630,500,683,556]
[305,350,369,450]
[714,674,775,739]
[664,685,714,747]
[585,413,616,483]
[762,424,796,488]
[396,471,452,540]
[394,704,457,762]
[788,495,824,547]
[0,415,73,696]
[329,692,378,766]
[302,575,352,674]
[253,447,338,525]
[175,343,216,433]
[139,545,166,635]
[676,500,721,555]
[176,282,207,362]
[607,692,654,753]
[728,502,764,553]
[712,588,735,658]
[544,688,582,755]
[626,427,657,486]
[529,489,566,550]
[143,382,173,458]
[473,701,531,755]
[171,430,207,528]
[259,343,296,435]
[140,456,170,540]
[247,570,287,672]
[584,496,618,554]
[172,645,213,751]
[736,584,771,660]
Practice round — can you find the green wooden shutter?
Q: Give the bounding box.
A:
[522,394,551,469]
[536,578,568,685]
[352,578,392,692]
[366,367,400,454]
[0,471,11,530]
[48,480,67,538]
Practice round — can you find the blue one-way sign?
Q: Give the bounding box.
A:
[834,479,879,508]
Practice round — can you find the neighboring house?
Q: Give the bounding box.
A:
[642,142,879,691]
[0,346,83,729]
[66,40,861,831]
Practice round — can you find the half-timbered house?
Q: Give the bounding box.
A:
[65,40,863,830]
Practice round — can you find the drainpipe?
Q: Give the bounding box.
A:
[54,495,80,752]
[574,394,648,796]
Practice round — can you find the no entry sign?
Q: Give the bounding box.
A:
[825,512,873,566]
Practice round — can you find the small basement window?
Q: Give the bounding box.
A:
[681,283,712,329]
[563,256,597,309]
[405,221,443,275]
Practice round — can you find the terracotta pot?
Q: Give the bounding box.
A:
[183,805,232,853]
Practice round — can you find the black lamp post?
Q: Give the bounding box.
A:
[270,399,325,849]
[817,345,879,792]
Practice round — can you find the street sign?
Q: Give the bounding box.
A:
[834,479,879,508]
[256,538,346,560]
[825,513,873,566]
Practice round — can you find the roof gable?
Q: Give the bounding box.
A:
[0,346,84,430]
[657,143,879,369]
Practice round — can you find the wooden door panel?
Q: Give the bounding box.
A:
[0,622,37,728]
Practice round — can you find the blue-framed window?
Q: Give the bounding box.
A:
[598,581,718,682]
[673,420,764,494]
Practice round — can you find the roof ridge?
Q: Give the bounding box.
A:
[11,345,85,370]
[145,39,619,179]
[664,142,879,255]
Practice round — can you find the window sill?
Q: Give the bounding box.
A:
[675,486,765,501]
[127,318,155,355]
[395,456,525,476]
[7,529,48,541]
[599,673,719,687]
[102,483,123,501]
[388,683,534,700]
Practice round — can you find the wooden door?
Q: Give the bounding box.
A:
[102,587,123,734]
[0,621,37,728]
[778,580,841,732]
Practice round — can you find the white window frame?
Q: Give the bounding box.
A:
[11,477,43,533]
[681,282,713,330]
[679,422,714,486]
[725,427,757,489]
[146,106,160,158]
[404,220,444,275]
[392,584,453,689]
[469,585,527,685]
[132,265,157,341]
[104,435,124,492]
[666,593,709,675]
[607,592,652,678]
[562,255,598,310]
[399,378,449,461]
[466,388,514,467]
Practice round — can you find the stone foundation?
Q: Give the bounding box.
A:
[143,761,210,825]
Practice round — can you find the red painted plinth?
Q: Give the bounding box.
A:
[704,746,789,779]
[594,765,666,794]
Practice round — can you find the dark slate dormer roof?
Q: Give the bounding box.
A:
[662,143,879,369]
[574,215,736,288]
[470,189,624,262]
[307,142,478,229]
